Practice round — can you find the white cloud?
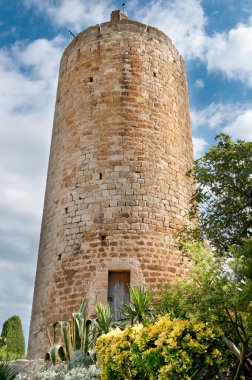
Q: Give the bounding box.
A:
[191,102,252,134]
[190,103,242,130]
[194,79,205,88]
[12,36,64,81]
[205,21,252,86]
[24,0,115,32]
[0,36,64,178]
[192,136,208,158]
[223,109,252,141]
[0,35,65,347]
[134,0,207,59]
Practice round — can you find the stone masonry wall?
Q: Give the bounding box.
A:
[28,12,194,358]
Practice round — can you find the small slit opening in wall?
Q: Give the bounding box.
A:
[57,254,62,261]
[65,207,68,214]
[153,72,157,77]
[99,173,102,180]
[89,77,93,82]
[99,231,107,243]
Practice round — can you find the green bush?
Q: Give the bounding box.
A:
[95,315,226,380]
[0,337,7,361]
[68,350,92,369]
[1,316,25,359]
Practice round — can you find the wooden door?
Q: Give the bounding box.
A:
[108,271,130,321]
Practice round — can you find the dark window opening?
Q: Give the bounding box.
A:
[99,173,103,180]
[65,207,68,214]
[153,72,157,77]
[99,231,107,244]
[57,254,62,261]
[89,77,93,82]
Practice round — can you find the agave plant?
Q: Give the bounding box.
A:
[0,363,16,380]
[47,301,93,365]
[93,303,114,336]
[120,286,153,324]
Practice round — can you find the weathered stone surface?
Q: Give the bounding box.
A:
[8,359,34,374]
[28,11,194,358]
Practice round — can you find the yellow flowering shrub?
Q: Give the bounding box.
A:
[95,326,137,379]
[95,316,224,380]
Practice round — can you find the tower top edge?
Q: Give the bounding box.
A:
[62,10,184,62]
[110,10,129,22]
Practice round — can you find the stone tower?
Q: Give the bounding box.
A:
[28,10,194,358]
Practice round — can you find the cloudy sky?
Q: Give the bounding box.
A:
[0,0,252,350]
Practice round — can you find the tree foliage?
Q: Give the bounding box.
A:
[168,133,252,378]
[189,133,252,254]
[158,243,252,379]
[1,315,25,359]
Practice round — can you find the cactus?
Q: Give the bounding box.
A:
[47,301,93,365]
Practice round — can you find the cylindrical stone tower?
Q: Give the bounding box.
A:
[28,10,194,357]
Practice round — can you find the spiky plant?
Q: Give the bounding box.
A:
[94,303,113,336]
[120,286,153,324]
[47,301,93,365]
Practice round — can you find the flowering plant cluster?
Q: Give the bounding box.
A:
[14,364,100,380]
[95,315,224,380]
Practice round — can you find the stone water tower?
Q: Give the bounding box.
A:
[28,10,194,358]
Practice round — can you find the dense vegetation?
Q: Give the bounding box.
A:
[0,316,25,360]
[96,316,225,379]
[188,133,252,255]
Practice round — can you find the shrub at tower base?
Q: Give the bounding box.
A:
[1,315,25,359]
[95,316,225,380]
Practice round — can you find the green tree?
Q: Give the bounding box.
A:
[188,133,252,255]
[1,316,25,359]
[158,243,252,379]
[166,134,252,378]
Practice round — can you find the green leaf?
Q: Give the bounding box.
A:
[49,344,67,365]
[120,286,153,324]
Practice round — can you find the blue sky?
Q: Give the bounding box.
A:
[0,0,252,350]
